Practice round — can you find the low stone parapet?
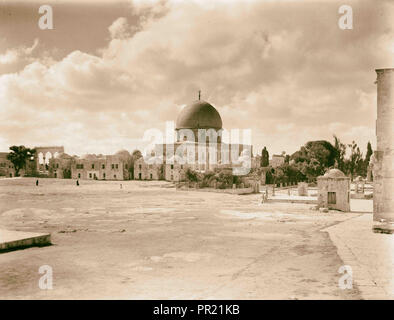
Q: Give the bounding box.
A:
[0,230,51,252]
[177,186,254,195]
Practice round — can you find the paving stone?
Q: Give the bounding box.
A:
[0,229,51,252]
[323,214,394,299]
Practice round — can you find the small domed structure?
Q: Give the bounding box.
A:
[318,168,350,212]
[176,100,222,130]
[115,149,131,161]
[115,149,130,155]
[80,154,97,160]
[56,152,72,159]
[323,168,346,179]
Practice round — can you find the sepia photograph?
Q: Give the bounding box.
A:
[0,0,393,307]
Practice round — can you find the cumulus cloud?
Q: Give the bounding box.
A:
[0,38,39,67]
[0,0,392,156]
[108,17,132,39]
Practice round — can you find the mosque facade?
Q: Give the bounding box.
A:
[134,99,254,182]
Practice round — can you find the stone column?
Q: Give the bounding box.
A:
[373,68,394,233]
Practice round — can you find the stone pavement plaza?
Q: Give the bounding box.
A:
[324,214,393,299]
[0,178,391,299]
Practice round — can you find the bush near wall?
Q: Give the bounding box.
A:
[185,168,244,189]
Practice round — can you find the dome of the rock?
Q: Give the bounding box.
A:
[176,100,222,130]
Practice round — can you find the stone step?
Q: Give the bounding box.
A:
[0,229,51,252]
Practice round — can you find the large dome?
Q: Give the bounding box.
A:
[176,100,222,130]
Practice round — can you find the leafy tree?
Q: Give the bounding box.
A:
[294,157,321,182]
[305,141,338,168]
[261,146,269,167]
[365,141,373,164]
[7,146,36,177]
[345,141,363,180]
[132,149,142,158]
[291,140,338,181]
[272,166,285,184]
[281,163,304,183]
[265,169,273,184]
[362,141,373,176]
[333,135,346,172]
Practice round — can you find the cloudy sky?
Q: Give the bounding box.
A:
[0,0,393,157]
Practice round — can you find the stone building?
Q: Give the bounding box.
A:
[0,152,15,177]
[164,154,190,182]
[48,153,73,178]
[144,99,253,182]
[134,98,256,182]
[165,162,187,182]
[35,146,65,174]
[269,154,285,168]
[71,151,132,180]
[0,151,41,177]
[372,68,394,232]
[317,168,350,212]
[134,157,163,180]
[44,149,133,181]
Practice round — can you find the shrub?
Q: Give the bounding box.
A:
[185,168,199,182]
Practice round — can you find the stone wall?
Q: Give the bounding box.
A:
[71,156,126,180]
[0,152,15,177]
[164,163,186,181]
[177,186,254,195]
[297,182,308,196]
[134,158,162,180]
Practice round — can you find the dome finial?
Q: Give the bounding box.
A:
[198,90,201,100]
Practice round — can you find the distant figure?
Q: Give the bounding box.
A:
[76,180,79,186]
[261,189,268,203]
[36,179,39,186]
[120,184,122,189]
